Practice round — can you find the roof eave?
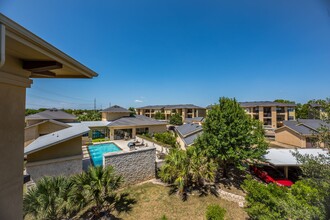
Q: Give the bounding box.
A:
[0,13,98,78]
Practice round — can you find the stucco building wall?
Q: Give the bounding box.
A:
[27,136,82,162]
[103,147,156,185]
[275,127,306,147]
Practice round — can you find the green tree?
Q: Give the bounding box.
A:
[159,146,217,196]
[154,132,177,148]
[274,99,295,104]
[169,113,183,125]
[128,107,136,116]
[72,166,135,219]
[196,97,268,177]
[155,111,165,120]
[23,176,77,220]
[205,204,226,220]
[77,111,101,121]
[243,176,325,219]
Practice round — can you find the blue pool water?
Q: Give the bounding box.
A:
[88,143,121,166]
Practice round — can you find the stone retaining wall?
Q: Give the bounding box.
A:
[26,155,82,182]
[103,147,156,185]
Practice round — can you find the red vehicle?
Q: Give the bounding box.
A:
[250,165,293,187]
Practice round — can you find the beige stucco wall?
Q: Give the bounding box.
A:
[102,112,130,121]
[275,127,306,148]
[38,121,67,135]
[0,71,29,219]
[176,136,187,150]
[27,136,82,162]
[26,119,44,126]
[149,124,167,133]
[25,125,39,144]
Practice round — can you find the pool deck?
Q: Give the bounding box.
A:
[82,137,168,165]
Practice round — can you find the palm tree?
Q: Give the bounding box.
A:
[72,165,135,219]
[23,176,76,220]
[159,146,216,196]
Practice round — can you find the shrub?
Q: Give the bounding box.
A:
[154,132,177,148]
[206,204,226,220]
[160,214,168,220]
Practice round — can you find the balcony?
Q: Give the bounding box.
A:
[263,113,272,117]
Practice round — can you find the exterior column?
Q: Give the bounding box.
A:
[258,107,264,124]
[284,107,288,120]
[284,166,289,179]
[271,106,277,128]
[0,71,32,219]
[132,128,136,138]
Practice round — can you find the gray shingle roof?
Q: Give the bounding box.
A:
[25,108,77,120]
[137,104,205,110]
[101,105,131,113]
[239,101,296,107]
[184,117,204,123]
[25,119,70,129]
[108,115,167,127]
[183,131,203,146]
[67,121,111,128]
[281,119,330,135]
[176,123,203,137]
[24,124,90,155]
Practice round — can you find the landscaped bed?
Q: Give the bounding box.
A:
[116,183,248,220]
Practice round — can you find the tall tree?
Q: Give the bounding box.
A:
[159,146,217,197]
[155,111,165,120]
[195,97,268,177]
[128,107,136,116]
[169,113,183,125]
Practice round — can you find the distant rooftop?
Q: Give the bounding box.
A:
[25,108,77,120]
[67,121,111,128]
[108,115,167,127]
[137,104,205,110]
[184,117,205,123]
[101,105,131,113]
[279,119,330,135]
[239,101,296,107]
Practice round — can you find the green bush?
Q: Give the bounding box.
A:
[169,113,183,125]
[160,214,168,220]
[206,204,226,220]
[154,132,177,148]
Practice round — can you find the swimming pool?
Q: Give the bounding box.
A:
[88,143,122,166]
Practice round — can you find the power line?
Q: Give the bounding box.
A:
[29,86,93,102]
[27,94,93,106]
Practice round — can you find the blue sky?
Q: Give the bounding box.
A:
[1,0,330,109]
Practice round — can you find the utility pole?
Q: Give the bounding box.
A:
[94,98,96,112]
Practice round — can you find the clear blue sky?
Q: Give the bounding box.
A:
[1,0,330,109]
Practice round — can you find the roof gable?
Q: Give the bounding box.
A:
[101,105,131,113]
[26,108,77,120]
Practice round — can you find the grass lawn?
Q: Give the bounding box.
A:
[116,183,248,220]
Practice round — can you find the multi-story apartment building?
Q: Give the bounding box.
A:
[136,104,206,121]
[240,101,296,129]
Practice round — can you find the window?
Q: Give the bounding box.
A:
[288,116,294,120]
[136,127,149,135]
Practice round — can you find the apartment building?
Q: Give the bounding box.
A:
[136,104,206,121]
[240,101,296,129]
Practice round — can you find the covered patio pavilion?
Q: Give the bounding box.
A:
[264,148,328,179]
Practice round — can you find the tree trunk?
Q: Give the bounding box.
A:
[222,162,228,178]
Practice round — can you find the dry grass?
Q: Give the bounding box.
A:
[116,183,248,220]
